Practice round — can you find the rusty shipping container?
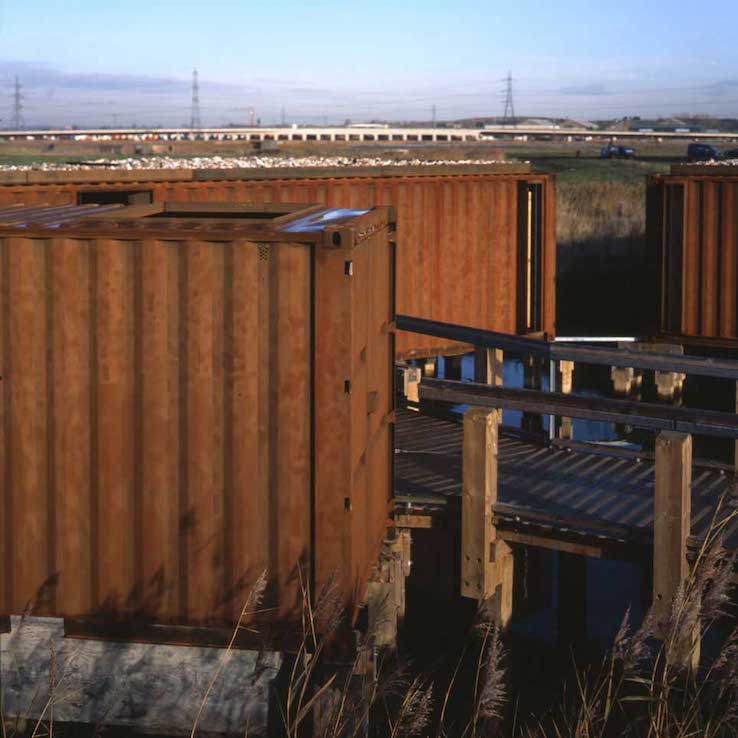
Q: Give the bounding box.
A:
[0,164,557,356]
[648,165,738,349]
[0,202,395,643]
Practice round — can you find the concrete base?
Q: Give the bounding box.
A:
[1,616,281,736]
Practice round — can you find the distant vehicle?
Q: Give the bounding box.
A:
[721,147,738,160]
[600,144,635,159]
[687,143,723,162]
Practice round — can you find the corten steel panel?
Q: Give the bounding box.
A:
[0,166,556,358]
[543,176,557,333]
[0,204,395,643]
[650,172,738,348]
[313,222,394,616]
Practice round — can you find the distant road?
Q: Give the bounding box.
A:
[1,125,737,143]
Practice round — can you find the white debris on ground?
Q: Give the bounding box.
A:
[0,155,510,172]
[685,159,738,166]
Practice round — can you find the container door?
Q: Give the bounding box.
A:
[517,182,544,333]
[661,184,685,334]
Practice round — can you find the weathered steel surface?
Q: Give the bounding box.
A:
[0,203,395,641]
[0,165,556,357]
[650,172,738,347]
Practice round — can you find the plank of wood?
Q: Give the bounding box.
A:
[420,378,738,438]
[501,530,610,559]
[395,314,738,379]
[461,407,500,600]
[653,431,696,665]
[395,513,433,529]
[398,314,551,357]
[492,541,513,627]
[474,347,503,386]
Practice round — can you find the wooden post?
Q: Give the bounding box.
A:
[618,342,684,401]
[655,371,686,401]
[654,431,698,667]
[402,366,421,406]
[559,360,574,394]
[492,541,514,627]
[610,366,635,395]
[559,360,574,440]
[462,407,513,627]
[462,407,499,600]
[523,356,540,390]
[474,347,503,386]
[522,357,543,434]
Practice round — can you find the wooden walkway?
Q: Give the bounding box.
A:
[394,409,738,559]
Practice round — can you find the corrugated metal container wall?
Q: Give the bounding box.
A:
[649,168,738,347]
[0,166,556,357]
[0,204,395,640]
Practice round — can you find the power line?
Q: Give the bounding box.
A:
[12,77,24,130]
[190,68,201,130]
[502,71,515,125]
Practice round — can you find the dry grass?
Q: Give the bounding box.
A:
[557,180,645,247]
[3,510,738,738]
[555,179,651,335]
[519,504,738,738]
[274,507,738,738]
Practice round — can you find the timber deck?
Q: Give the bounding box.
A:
[394,408,738,558]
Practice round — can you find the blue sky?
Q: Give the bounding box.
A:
[1,0,737,127]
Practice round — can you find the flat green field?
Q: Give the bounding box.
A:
[526,155,669,184]
[0,153,131,166]
[500,143,677,184]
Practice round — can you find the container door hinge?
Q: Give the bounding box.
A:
[344,260,354,277]
[344,379,352,394]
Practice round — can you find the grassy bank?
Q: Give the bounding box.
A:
[557,178,645,244]
[504,147,666,337]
